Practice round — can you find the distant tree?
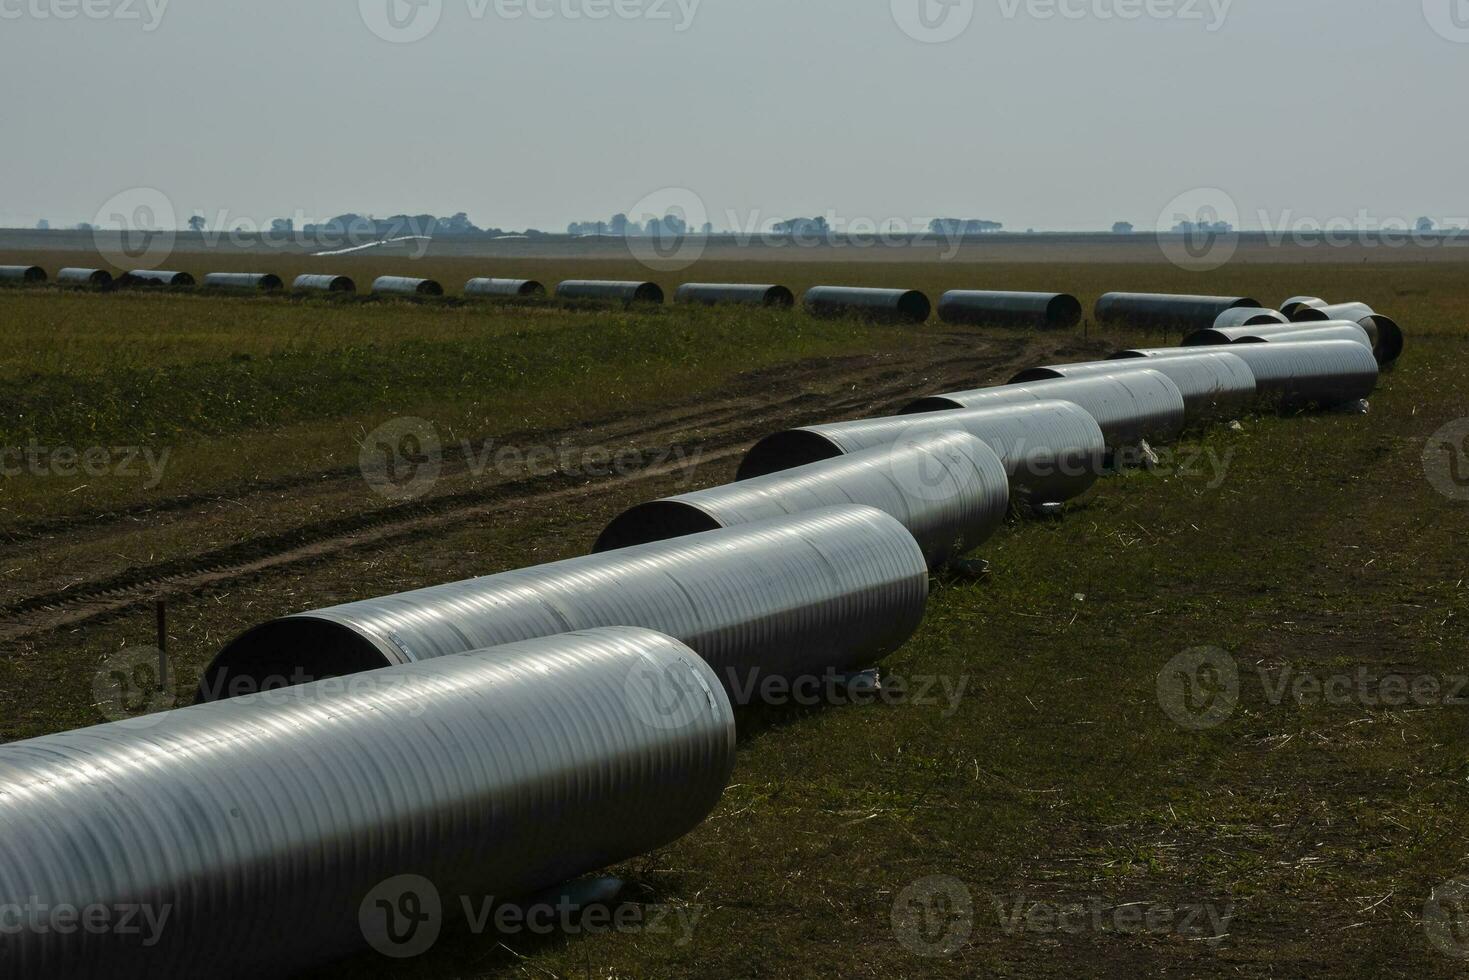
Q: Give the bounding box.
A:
[701,222,713,235]
[75,222,95,231]
[1112,221,1134,234]
[35,219,50,231]
[609,213,629,235]
[1417,216,1436,233]
[188,215,206,232]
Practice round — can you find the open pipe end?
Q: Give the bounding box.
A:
[1182,329,1230,346]
[1362,314,1405,366]
[196,616,395,704]
[765,285,796,308]
[897,290,933,323]
[1290,307,1331,322]
[737,430,846,480]
[521,280,547,296]
[900,396,965,415]
[593,501,725,553]
[1047,294,1084,328]
[260,274,284,291]
[634,283,665,304]
[1008,367,1067,383]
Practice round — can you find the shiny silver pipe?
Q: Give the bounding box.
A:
[738,400,1105,505]
[201,506,929,704]
[121,269,195,287]
[293,273,356,293]
[596,431,1010,568]
[0,628,735,979]
[464,277,546,297]
[1212,307,1288,329]
[203,272,283,291]
[557,280,665,304]
[902,370,1187,447]
[1094,293,1261,330]
[372,276,444,297]
[1303,303,1404,365]
[1186,321,1372,350]
[675,283,795,307]
[57,268,114,288]
[1279,296,1326,319]
[0,264,46,283]
[804,286,931,324]
[1111,340,1378,410]
[1009,350,1256,422]
[936,290,1082,329]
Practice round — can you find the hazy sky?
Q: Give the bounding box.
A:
[1,0,1464,233]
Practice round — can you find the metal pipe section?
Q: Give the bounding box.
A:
[738,400,1106,506]
[0,264,46,283]
[121,270,195,287]
[1110,340,1379,411]
[557,280,665,304]
[56,267,114,288]
[202,272,283,291]
[1008,351,1256,422]
[1186,321,1372,351]
[1279,296,1326,319]
[200,506,929,704]
[0,628,736,978]
[293,273,356,293]
[372,276,444,297]
[1212,307,1288,329]
[804,286,932,324]
[1094,293,1261,330]
[1303,303,1404,365]
[675,283,796,308]
[902,370,1187,447]
[596,431,1010,568]
[1308,301,1375,323]
[464,277,546,298]
[936,290,1082,329]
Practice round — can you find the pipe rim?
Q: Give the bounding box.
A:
[593,501,726,553]
[737,430,846,479]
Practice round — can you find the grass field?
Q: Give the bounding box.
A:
[2,245,1468,977]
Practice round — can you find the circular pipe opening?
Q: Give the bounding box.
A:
[594,501,725,553]
[197,617,394,703]
[1362,314,1404,366]
[260,274,284,291]
[418,279,445,296]
[737,430,846,480]
[520,280,547,296]
[1290,307,1330,322]
[1182,329,1230,346]
[901,396,965,415]
[633,282,665,304]
[1046,294,1084,328]
[764,285,795,308]
[1009,367,1067,383]
[896,290,932,323]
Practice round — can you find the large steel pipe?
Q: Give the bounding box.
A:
[1008,350,1256,422]
[372,276,444,297]
[200,506,929,703]
[1279,296,1326,319]
[465,277,546,298]
[121,270,195,287]
[203,272,283,291]
[57,268,114,288]
[1299,302,1404,366]
[902,370,1188,447]
[1213,307,1289,329]
[1111,340,1379,410]
[1094,293,1261,330]
[293,273,356,293]
[0,264,46,283]
[804,286,931,324]
[738,400,1106,506]
[557,280,665,304]
[1185,320,1373,349]
[596,431,1010,568]
[676,283,795,308]
[937,290,1082,329]
[0,628,735,979]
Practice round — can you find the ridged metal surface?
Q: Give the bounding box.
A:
[738,400,1105,505]
[464,277,546,297]
[1184,321,1373,349]
[936,290,1082,329]
[902,370,1187,447]
[1094,293,1260,330]
[1297,303,1404,365]
[1212,306,1288,329]
[1306,301,1375,324]
[293,273,356,293]
[56,268,114,288]
[372,276,444,297]
[1279,296,1326,318]
[0,264,46,283]
[596,431,1010,568]
[557,280,665,304]
[121,270,195,287]
[1008,350,1256,422]
[201,506,929,703]
[0,628,736,978]
[202,272,283,291]
[804,286,932,324]
[675,283,795,307]
[1112,340,1379,410]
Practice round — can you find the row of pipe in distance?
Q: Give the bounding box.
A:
[0,286,1401,976]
